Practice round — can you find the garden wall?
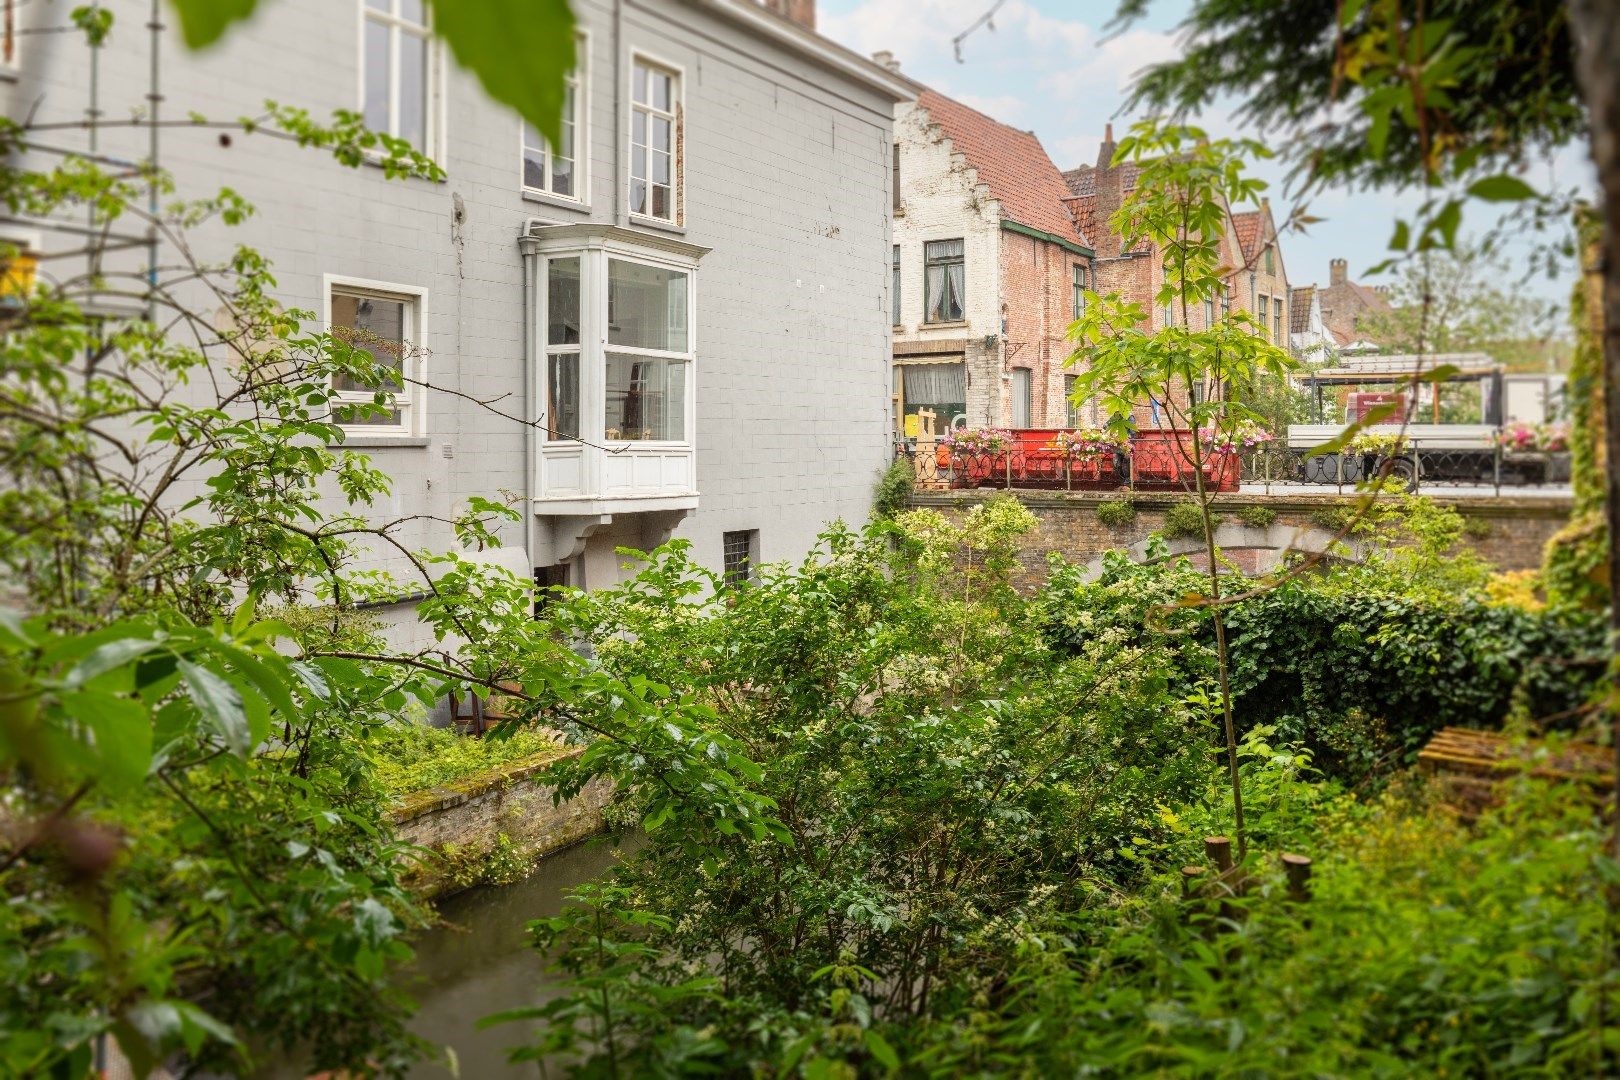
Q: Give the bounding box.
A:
[388,749,612,899]
[908,490,1572,590]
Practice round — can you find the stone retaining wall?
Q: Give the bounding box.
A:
[908,490,1572,591]
[388,749,612,898]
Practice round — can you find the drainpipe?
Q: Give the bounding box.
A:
[520,232,539,573]
[613,0,625,225]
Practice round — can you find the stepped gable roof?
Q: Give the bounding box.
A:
[918,89,1090,249]
[1290,286,1315,334]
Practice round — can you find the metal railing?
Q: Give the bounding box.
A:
[896,439,1573,497]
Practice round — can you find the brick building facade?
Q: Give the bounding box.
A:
[891,89,1094,437]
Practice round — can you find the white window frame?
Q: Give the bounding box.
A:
[323,274,429,436]
[521,30,590,206]
[357,0,443,158]
[600,252,694,446]
[628,52,683,227]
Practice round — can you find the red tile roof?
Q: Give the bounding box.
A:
[918,89,1090,250]
[1061,162,1139,198]
[1289,285,1315,334]
[1231,210,1263,263]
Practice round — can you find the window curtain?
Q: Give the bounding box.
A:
[902,362,966,406]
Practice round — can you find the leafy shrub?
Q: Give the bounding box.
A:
[1095,499,1136,527]
[1462,514,1493,538]
[1162,501,1218,539]
[1310,504,1356,532]
[912,779,1608,1076]
[1237,504,1278,529]
[872,458,914,519]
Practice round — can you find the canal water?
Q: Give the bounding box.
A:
[401,836,625,1078]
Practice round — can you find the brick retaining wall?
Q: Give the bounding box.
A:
[388,749,612,899]
[908,490,1571,591]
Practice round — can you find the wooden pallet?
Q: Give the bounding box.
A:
[1417,726,1609,818]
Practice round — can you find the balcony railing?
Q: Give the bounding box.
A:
[895,432,1572,497]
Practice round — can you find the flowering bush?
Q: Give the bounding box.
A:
[1496,422,1570,453]
[1198,420,1275,456]
[1048,427,1127,458]
[1348,431,1408,456]
[941,427,1014,454]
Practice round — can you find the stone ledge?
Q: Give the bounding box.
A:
[386,746,580,822]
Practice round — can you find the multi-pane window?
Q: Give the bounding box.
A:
[723,530,758,587]
[523,49,584,199]
[630,59,678,222]
[924,239,965,323]
[1264,244,1275,275]
[1011,368,1031,428]
[1071,264,1086,320]
[892,142,902,212]
[1222,284,1232,320]
[1162,265,1174,326]
[362,0,434,152]
[545,257,581,440]
[1257,294,1269,338]
[606,259,689,440]
[1274,304,1284,345]
[329,282,422,432]
[1204,296,1215,327]
[1064,374,1081,427]
[892,245,902,326]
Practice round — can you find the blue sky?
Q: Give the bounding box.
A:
[819,0,1590,308]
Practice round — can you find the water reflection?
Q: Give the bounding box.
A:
[404,836,626,1078]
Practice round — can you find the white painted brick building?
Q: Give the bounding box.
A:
[3,0,913,640]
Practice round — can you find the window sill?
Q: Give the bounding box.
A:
[329,435,431,449]
[627,213,686,236]
[922,320,971,330]
[522,188,591,214]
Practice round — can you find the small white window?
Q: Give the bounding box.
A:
[360,0,436,153]
[630,58,680,223]
[327,279,425,434]
[523,42,586,200]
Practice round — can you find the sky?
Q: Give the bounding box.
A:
[818,0,1592,309]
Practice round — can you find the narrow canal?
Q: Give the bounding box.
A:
[402,836,624,1078]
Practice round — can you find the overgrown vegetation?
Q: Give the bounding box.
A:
[1163,500,1220,538]
[1237,504,1278,529]
[871,457,915,519]
[1095,498,1136,527]
[369,723,565,797]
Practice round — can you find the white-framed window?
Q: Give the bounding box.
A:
[523,36,587,201]
[360,0,437,153]
[1070,263,1086,320]
[325,276,427,434]
[605,257,689,440]
[629,57,680,223]
[892,245,901,326]
[923,239,964,324]
[1258,293,1270,340]
[545,256,582,440]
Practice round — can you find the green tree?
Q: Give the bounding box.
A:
[1066,121,1298,857]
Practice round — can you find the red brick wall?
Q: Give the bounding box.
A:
[998,229,1092,427]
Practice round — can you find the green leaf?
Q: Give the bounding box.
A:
[1388,220,1410,252]
[427,0,577,149]
[1304,403,1400,457]
[865,1029,901,1071]
[1466,174,1539,203]
[179,659,252,755]
[63,639,161,689]
[58,690,152,789]
[165,0,260,50]
[1415,363,1462,383]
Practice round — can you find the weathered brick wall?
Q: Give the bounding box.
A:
[909,490,1571,591]
[388,750,612,898]
[999,229,1092,427]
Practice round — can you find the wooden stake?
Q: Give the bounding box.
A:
[1282,852,1313,903]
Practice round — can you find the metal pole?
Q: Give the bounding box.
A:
[145,0,162,319]
[1493,441,1502,496]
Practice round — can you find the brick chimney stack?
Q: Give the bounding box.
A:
[1329,257,1348,286]
[1093,123,1122,258]
[760,0,816,30]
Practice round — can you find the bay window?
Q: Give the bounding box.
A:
[523,223,707,508]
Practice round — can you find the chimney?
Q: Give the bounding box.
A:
[871,49,901,74]
[1092,122,1123,258]
[760,0,816,30]
[1329,257,1347,286]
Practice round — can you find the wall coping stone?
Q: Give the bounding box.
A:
[386,746,581,823]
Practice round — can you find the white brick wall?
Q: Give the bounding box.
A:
[6,0,902,624]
